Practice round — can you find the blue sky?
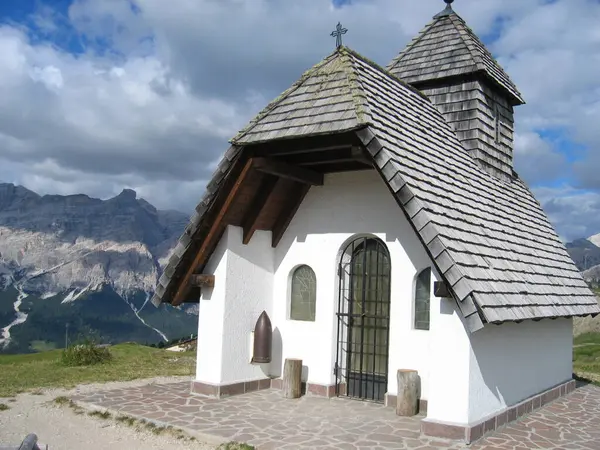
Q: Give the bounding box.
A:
[0,0,599,241]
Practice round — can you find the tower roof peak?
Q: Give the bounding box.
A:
[387,6,524,105]
[435,0,455,18]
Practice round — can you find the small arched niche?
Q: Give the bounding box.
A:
[414,267,431,330]
[289,264,317,322]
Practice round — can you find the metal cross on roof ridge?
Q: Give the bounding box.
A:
[330,22,348,48]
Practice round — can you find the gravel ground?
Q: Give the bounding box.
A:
[0,376,215,450]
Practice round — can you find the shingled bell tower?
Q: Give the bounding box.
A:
[387,0,525,181]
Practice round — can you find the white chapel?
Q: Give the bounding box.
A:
[153,0,600,443]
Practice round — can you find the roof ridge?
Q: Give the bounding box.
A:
[449,14,524,103]
[386,6,471,73]
[390,12,486,73]
[231,49,342,144]
[447,14,486,69]
[232,45,434,146]
[339,50,372,125]
[387,9,525,105]
[341,47,432,102]
[386,17,438,73]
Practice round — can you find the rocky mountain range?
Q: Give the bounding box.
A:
[565,235,600,336]
[0,183,197,354]
[567,234,600,272]
[2,180,599,353]
[566,234,600,287]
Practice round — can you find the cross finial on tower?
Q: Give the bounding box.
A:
[330,22,348,49]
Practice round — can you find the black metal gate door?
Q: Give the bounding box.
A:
[335,237,391,402]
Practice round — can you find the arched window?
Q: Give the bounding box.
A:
[290,265,317,321]
[414,268,431,330]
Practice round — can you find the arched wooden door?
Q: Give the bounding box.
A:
[335,237,391,402]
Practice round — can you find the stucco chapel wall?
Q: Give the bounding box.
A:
[221,227,274,383]
[426,306,573,426]
[271,170,438,398]
[196,233,228,383]
[196,227,274,386]
[194,169,574,426]
[195,169,472,401]
[467,318,573,423]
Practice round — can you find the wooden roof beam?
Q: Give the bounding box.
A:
[271,182,311,248]
[171,158,254,306]
[253,157,324,186]
[350,145,372,166]
[283,146,372,168]
[242,174,279,245]
[181,286,201,303]
[265,144,351,157]
[251,130,360,157]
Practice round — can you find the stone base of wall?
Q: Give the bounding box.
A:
[192,378,346,399]
[384,393,428,414]
[191,378,271,398]
[421,379,577,443]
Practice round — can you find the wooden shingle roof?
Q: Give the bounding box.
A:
[152,47,599,332]
[231,52,372,145]
[387,6,525,106]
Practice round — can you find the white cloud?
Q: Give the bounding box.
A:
[30,65,64,90]
[535,186,600,242]
[495,0,600,154]
[514,132,567,184]
[0,23,248,185]
[0,0,599,241]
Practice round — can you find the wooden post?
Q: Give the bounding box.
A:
[397,369,420,416]
[283,358,302,399]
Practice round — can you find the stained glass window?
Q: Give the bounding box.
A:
[414,268,431,330]
[290,265,317,321]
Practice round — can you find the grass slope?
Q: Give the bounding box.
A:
[574,333,600,384]
[573,289,600,336]
[0,343,195,397]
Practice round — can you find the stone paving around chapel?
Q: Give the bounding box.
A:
[71,381,600,449]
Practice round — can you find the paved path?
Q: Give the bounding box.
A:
[474,383,600,449]
[0,377,212,450]
[71,381,600,449]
